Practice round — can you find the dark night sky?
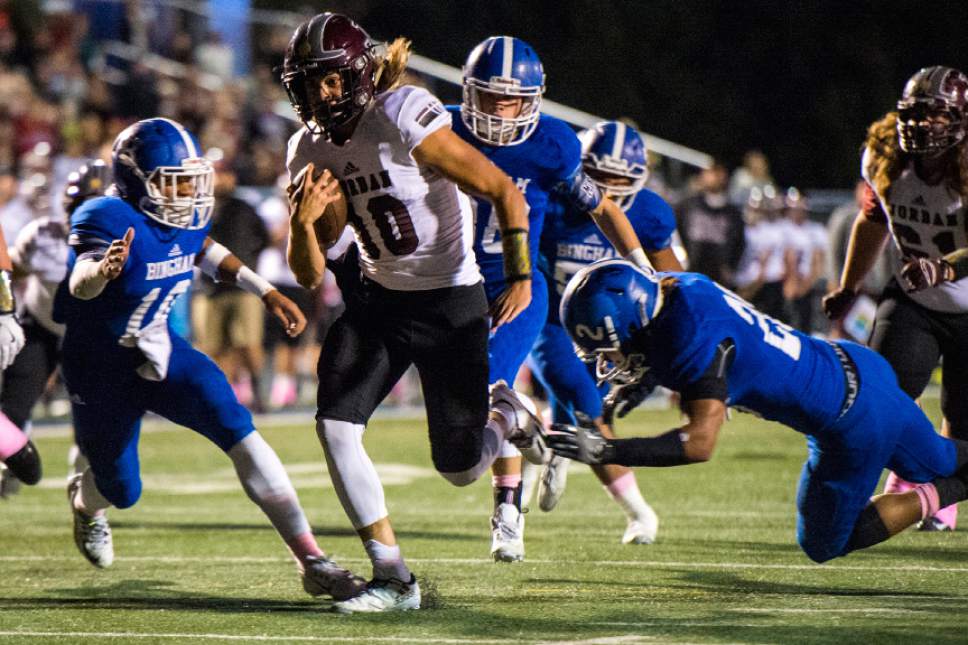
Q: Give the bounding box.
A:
[268,1,968,188]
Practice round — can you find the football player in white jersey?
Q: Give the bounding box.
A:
[824,66,968,531]
[281,13,543,613]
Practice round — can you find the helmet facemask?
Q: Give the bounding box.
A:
[132,156,214,229]
[283,54,375,138]
[461,81,542,146]
[584,163,648,210]
[897,100,965,155]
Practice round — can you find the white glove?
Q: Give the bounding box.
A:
[0,314,25,370]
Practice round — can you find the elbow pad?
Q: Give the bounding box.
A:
[561,170,603,214]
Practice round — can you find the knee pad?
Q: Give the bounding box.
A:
[317,418,387,529]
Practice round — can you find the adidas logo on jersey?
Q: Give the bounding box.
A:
[169,244,182,257]
[584,233,601,244]
[343,162,360,176]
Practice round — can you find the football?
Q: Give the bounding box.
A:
[290,164,348,245]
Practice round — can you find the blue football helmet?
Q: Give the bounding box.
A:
[560,258,663,384]
[461,36,545,146]
[579,121,649,210]
[112,118,214,230]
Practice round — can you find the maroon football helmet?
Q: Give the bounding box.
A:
[896,66,968,154]
[281,13,381,137]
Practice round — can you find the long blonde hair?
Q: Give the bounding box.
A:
[374,37,411,93]
[864,111,968,197]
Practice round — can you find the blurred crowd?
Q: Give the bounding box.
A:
[0,1,877,416]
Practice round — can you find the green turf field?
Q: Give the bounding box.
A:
[1,400,964,644]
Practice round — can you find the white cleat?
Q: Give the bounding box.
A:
[332,575,421,614]
[489,381,547,465]
[622,506,659,545]
[490,502,525,562]
[302,555,367,601]
[67,474,114,568]
[538,454,570,512]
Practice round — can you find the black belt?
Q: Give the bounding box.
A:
[828,342,859,419]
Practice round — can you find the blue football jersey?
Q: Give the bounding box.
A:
[541,188,676,319]
[449,107,584,293]
[54,195,208,351]
[637,273,846,433]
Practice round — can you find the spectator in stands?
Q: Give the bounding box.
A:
[675,159,746,289]
[729,149,775,206]
[192,158,271,412]
[782,188,828,334]
[734,186,788,321]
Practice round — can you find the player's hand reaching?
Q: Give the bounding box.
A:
[602,373,659,425]
[289,163,343,229]
[900,256,953,292]
[263,289,307,338]
[547,423,613,465]
[821,287,856,321]
[489,279,531,330]
[99,227,134,280]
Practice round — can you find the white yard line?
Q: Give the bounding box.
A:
[0,633,526,644]
[2,554,967,576]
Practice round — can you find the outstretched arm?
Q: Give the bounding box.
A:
[197,238,307,337]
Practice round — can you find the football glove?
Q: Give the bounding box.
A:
[821,287,856,321]
[547,423,614,465]
[0,314,24,370]
[900,257,954,292]
[602,372,659,425]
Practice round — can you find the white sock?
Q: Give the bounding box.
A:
[604,472,652,522]
[317,419,388,528]
[228,432,311,542]
[76,468,111,516]
[364,539,411,581]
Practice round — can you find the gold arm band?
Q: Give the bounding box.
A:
[501,228,531,282]
[0,271,14,314]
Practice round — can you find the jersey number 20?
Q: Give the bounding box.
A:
[720,287,801,361]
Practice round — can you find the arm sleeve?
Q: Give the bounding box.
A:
[680,338,734,403]
[390,86,451,152]
[630,191,676,251]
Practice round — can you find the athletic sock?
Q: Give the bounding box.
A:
[603,471,650,521]
[76,468,111,516]
[493,480,523,511]
[364,539,411,582]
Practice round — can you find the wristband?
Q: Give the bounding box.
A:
[236,265,275,297]
[0,271,14,314]
[501,228,531,282]
[199,242,232,279]
[625,248,651,270]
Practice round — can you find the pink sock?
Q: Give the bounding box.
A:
[0,413,26,461]
[286,531,324,566]
[492,473,522,488]
[884,471,916,495]
[934,502,958,529]
[913,483,941,521]
[604,471,636,497]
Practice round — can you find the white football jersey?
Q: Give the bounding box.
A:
[287,85,481,291]
[735,220,786,287]
[10,216,68,335]
[863,147,968,312]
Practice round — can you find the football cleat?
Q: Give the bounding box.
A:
[622,506,659,545]
[67,474,114,568]
[302,555,367,600]
[490,502,525,562]
[331,575,421,614]
[537,454,570,512]
[916,516,954,532]
[489,381,547,465]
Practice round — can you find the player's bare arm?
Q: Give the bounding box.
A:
[413,127,532,328]
[589,196,649,262]
[823,210,889,319]
[286,162,345,290]
[644,246,683,272]
[197,238,307,337]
